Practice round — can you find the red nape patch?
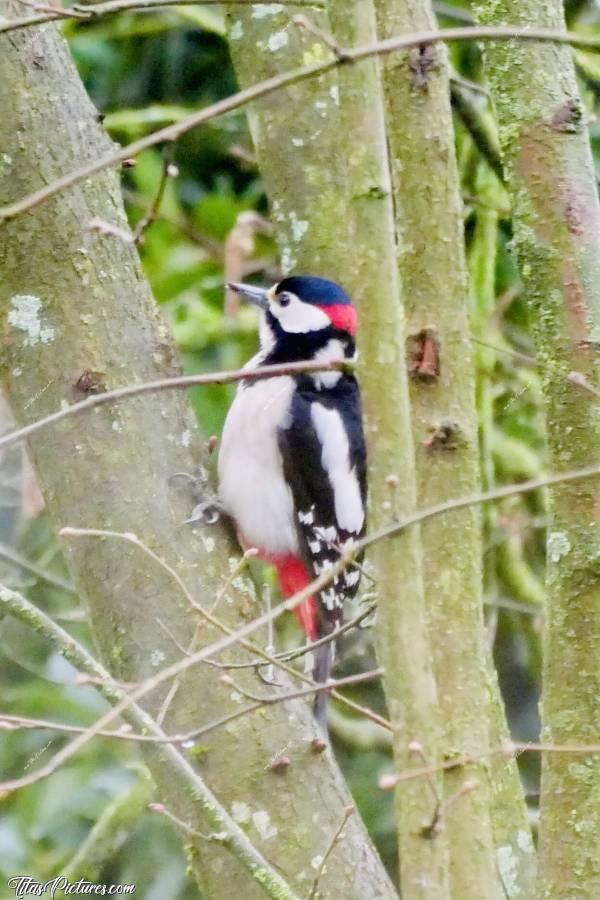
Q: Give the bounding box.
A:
[318,303,357,336]
[264,553,317,640]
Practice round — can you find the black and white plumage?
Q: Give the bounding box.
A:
[218,276,367,727]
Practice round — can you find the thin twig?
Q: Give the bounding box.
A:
[132,157,177,244]
[59,527,390,732]
[0,668,381,748]
[2,26,600,222]
[470,337,535,366]
[6,462,600,787]
[17,455,599,785]
[379,739,600,790]
[149,802,230,843]
[224,668,383,706]
[0,360,351,452]
[204,603,376,671]
[0,0,325,35]
[0,713,158,744]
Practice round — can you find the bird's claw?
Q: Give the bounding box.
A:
[185,499,222,526]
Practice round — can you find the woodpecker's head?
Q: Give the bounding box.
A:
[228,276,357,346]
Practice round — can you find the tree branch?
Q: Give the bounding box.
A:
[0,0,325,36]
[2,25,600,222]
[0,360,350,453]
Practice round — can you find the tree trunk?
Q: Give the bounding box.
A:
[474,2,600,897]
[0,20,397,900]
[373,1,534,896]
[229,4,450,895]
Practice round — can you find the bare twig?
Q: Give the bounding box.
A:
[132,158,178,244]
[0,669,381,749]
[0,0,325,36]
[204,603,376,671]
[379,739,600,790]
[59,527,390,733]
[1,455,598,793]
[149,802,230,844]
[5,579,600,817]
[0,360,351,452]
[2,26,600,222]
[223,668,383,706]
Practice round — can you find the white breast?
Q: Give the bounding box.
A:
[218,375,299,555]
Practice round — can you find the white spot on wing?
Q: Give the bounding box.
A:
[322,589,337,610]
[311,404,364,533]
[316,525,337,544]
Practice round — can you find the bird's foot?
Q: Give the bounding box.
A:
[185,498,223,526]
[168,471,223,526]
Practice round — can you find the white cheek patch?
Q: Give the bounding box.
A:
[270,297,331,333]
[310,403,364,534]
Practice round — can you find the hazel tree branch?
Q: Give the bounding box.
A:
[1,25,600,223]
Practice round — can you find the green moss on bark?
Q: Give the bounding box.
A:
[475,2,600,896]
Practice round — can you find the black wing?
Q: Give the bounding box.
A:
[278,377,367,636]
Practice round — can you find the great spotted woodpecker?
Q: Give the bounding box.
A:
[218,276,367,727]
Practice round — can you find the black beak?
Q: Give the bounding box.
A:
[227,282,269,310]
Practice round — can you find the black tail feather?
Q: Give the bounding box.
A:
[312,642,334,736]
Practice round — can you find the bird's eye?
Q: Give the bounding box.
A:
[278,293,291,308]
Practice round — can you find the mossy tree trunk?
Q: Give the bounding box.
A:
[229,4,450,895]
[373,1,534,896]
[474,2,600,897]
[0,19,397,900]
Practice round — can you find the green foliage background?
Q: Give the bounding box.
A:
[2,0,600,895]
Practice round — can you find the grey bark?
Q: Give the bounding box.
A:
[0,20,396,900]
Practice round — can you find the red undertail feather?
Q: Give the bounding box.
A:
[268,554,317,641]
